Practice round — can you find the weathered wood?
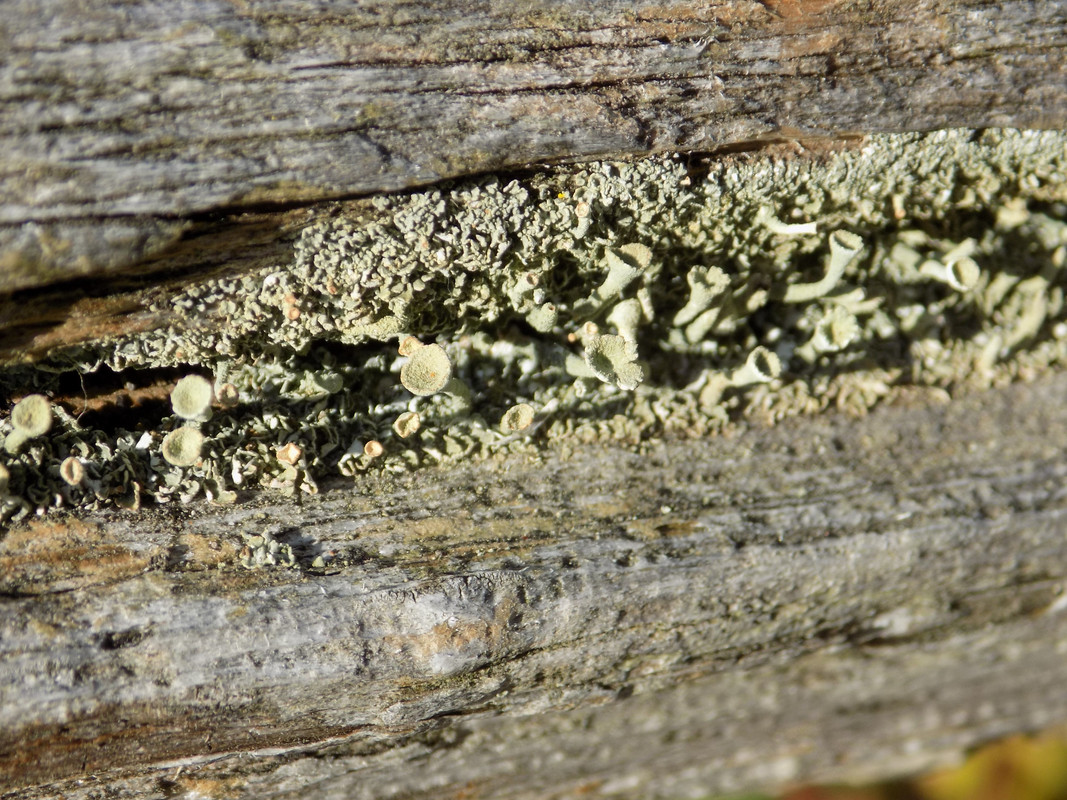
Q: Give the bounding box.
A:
[3,125,1065,371]
[4,372,1067,798]
[4,2,1067,796]
[3,0,1066,292]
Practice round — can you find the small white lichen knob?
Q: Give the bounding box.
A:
[607,298,643,341]
[400,343,453,396]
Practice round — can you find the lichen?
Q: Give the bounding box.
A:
[171,375,214,420]
[393,411,422,439]
[5,394,52,454]
[161,427,205,468]
[1,128,1067,523]
[582,334,647,391]
[238,529,298,570]
[400,343,453,396]
[500,403,535,433]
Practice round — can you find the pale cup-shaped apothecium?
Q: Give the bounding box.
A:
[393,411,421,438]
[276,442,303,466]
[584,334,646,391]
[578,243,654,316]
[5,394,53,454]
[59,456,85,487]
[171,375,214,419]
[398,335,423,357]
[11,394,52,437]
[162,426,205,467]
[674,265,729,327]
[215,382,240,409]
[500,403,535,433]
[920,256,981,292]
[729,346,782,387]
[783,230,864,303]
[812,306,860,353]
[601,244,653,298]
[400,343,453,396]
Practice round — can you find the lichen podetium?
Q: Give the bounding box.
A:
[1,129,1066,523]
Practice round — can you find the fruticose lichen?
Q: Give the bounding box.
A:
[170,375,214,421]
[1,128,1067,524]
[4,394,52,455]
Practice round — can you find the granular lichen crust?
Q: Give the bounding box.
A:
[1,129,1066,523]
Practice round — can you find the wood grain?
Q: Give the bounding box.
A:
[4,372,1067,798]
[4,3,1067,796]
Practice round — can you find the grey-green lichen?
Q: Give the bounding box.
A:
[1,128,1067,524]
[238,529,298,570]
[161,427,205,468]
[170,375,214,420]
[4,393,52,455]
[400,342,453,396]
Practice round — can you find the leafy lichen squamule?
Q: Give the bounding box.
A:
[1,129,1066,525]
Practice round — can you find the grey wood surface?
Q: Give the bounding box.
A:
[4,372,1067,798]
[4,2,1067,796]
[3,0,1066,293]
